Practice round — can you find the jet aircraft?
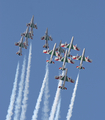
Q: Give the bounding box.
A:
[45,43,56,64]
[59,50,68,70]
[55,49,75,64]
[55,40,65,58]
[43,43,63,59]
[41,28,53,49]
[27,15,37,36]
[61,36,80,57]
[15,36,27,49]
[72,48,92,69]
[55,68,75,90]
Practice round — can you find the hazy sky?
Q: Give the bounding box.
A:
[0,1,105,120]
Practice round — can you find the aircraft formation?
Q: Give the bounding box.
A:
[15,16,37,56]
[42,34,92,90]
[15,16,92,90]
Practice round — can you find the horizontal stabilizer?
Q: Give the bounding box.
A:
[59,67,66,71]
[46,60,55,64]
[76,66,85,69]
[15,43,19,46]
[59,86,67,90]
[16,52,22,56]
[43,45,49,49]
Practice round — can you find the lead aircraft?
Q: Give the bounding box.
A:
[41,28,53,49]
[55,68,75,90]
[27,15,37,36]
[61,36,80,57]
[72,48,92,69]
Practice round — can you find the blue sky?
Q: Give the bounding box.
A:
[0,0,105,120]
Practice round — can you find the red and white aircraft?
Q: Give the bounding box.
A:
[61,36,80,57]
[41,28,53,49]
[27,15,37,36]
[44,43,57,64]
[55,68,75,90]
[72,48,92,69]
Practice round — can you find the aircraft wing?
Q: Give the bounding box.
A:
[55,57,75,64]
[34,24,38,29]
[61,43,80,51]
[72,55,82,60]
[55,76,65,80]
[41,35,45,40]
[66,76,75,83]
[15,42,20,46]
[27,23,37,28]
[48,35,53,41]
[21,33,33,39]
[72,55,92,63]
[41,35,52,41]
[43,49,53,55]
[43,49,62,58]
[55,76,74,83]
[85,57,92,63]
[73,45,80,51]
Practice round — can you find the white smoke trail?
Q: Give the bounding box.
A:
[5,62,19,120]
[14,57,26,120]
[32,62,49,120]
[20,44,32,120]
[49,71,64,120]
[41,65,50,120]
[66,71,80,120]
[54,97,61,120]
